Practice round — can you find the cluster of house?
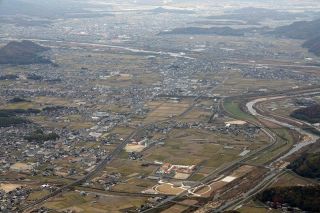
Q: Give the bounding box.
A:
[240,64,320,84]
[41,106,79,117]
[221,121,261,139]
[265,201,303,212]
[0,186,31,212]
[294,98,317,107]
[167,119,261,140]
[134,195,169,213]
[128,152,143,160]
[0,124,109,178]
[92,172,122,191]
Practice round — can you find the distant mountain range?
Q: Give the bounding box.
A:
[207,7,306,25]
[271,19,320,56]
[0,40,51,65]
[303,36,320,56]
[160,27,245,36]
[0,0,113,19]
[150,7,195,14]
[159,26,267,36]
[271,19,320,40]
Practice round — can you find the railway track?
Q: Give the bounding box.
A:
[20,87,320,212]
[21,96,202,212]
[143,87,320,213]
[214,89,320,212]
[20,127,141,213]
[142,106,277,212]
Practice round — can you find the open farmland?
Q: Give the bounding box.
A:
[1,0,320,212]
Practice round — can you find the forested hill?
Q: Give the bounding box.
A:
[0,40,51,65]
[271,19,320,39]
[271,19,320,56]
[303,36,320,56]
[290,104,320,123]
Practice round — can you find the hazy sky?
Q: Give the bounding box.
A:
[0,0,319,18]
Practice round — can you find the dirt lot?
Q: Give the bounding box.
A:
[0,183,22,193]
[154,183,186,195]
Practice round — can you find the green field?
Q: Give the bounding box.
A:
[44,191,147,212]
[250,128,294,165]
[223,99,256,122]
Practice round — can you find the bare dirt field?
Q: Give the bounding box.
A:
[0,183,22,193]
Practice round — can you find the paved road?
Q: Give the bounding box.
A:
[215,90,320,212]
[215,170,285,212]
[146,88,320,213]
[21,88,320,212]
[21,127,141,212]
[21,96,202,212]
[246,95,319,163]
[142,108,277,212]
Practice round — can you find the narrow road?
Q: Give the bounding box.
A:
[21,126,142,212]
[142,103,277,212]
[148,88,320,213]
[246,95,319,162]
[215,170,285,212]
[216,91,320,212]
[21,96,202,212]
